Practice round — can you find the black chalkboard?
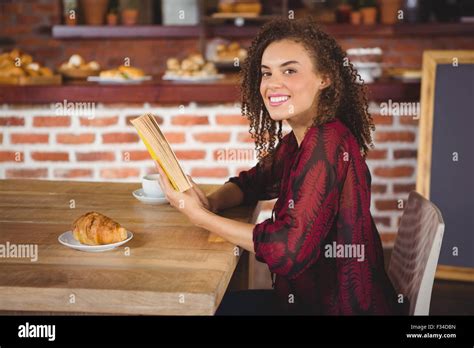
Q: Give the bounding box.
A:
[429,64,474,269]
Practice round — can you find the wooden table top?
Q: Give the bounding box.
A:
[0,179,254,315]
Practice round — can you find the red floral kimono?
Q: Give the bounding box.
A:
[226,119,401,315]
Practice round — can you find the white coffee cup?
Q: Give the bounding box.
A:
[142,174,164,198]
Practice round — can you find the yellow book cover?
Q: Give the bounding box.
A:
[131,114,192,192]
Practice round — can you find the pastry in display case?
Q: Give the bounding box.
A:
[0,49,61,85]
[88,64,151,83]
[58,54,101,80]
[206,39,248,70]
[213,0,262,18]
[163,53,223,82]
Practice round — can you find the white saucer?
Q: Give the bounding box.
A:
[132,188,168,205]
[58,230,133,252]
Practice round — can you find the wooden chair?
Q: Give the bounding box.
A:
[388,191,445,315]
[248,200,276,289]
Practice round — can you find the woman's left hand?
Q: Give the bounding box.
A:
[155,165,205,224]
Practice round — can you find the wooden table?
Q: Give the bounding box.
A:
[0,179,254,315]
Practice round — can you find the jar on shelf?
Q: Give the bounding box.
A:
[359,0,378,25]
[120,0,139,26]
[336,0,353,23]
[81,0,109,25]
[378,0,403,24]
[63,0,78,25]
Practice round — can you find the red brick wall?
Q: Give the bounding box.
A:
[0,105,254,182]
[1,0,473,74]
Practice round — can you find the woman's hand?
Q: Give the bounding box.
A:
[155,165,210,224]
[155,165,255,253]
[185,174,217,213]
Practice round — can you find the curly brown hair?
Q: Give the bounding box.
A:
[240,17,375,160]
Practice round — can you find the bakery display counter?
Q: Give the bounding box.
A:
[0,74,241,104]
[0,76,419,104]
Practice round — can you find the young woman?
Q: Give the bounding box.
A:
[157,18,401,315]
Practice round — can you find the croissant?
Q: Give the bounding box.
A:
[72,212,127,245]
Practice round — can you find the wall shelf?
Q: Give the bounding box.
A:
[0,77,419,104]
[51,23,474,39]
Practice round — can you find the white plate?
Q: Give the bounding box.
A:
[162,73,224,82]
[133,188,168,205]
[58,230,133,252]
[87,76,152,84]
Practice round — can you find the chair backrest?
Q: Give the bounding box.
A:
[388,191,445,315]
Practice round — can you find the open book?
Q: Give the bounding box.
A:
[131,113,192,192]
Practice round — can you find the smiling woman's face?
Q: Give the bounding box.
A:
[260,39,328,123]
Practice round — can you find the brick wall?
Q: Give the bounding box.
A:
[2,0,474,74]
[0,101,417,245]
[0,103,254,182]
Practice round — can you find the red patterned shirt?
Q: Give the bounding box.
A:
[227,119,401,315]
